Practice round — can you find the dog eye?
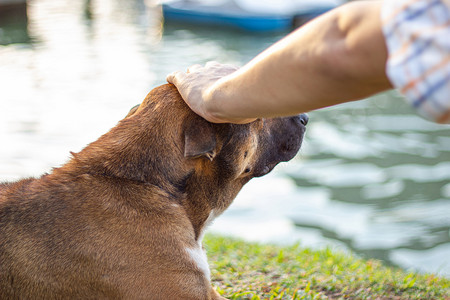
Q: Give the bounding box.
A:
[244,168,251,173]
[244,151,248,158]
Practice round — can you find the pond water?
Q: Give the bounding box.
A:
[1,0,449,277]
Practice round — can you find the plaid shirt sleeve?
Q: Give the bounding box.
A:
[381,0,450,124]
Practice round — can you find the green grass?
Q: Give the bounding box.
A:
[204,235,450,300]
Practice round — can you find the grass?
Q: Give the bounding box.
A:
[204,235,450,300]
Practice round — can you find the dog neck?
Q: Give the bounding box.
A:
[52,108,241,242]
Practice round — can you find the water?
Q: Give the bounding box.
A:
[1,0,449,277]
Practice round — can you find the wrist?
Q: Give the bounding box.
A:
[201,79,228,123]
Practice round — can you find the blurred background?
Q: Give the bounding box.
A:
[0,0,449,277]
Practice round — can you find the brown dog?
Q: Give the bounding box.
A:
[0,84,307,299]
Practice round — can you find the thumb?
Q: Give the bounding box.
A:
[166,70,187,86]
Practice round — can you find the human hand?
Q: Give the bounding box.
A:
[167,62,256,124]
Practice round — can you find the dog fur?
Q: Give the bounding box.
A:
[0,84,307,299]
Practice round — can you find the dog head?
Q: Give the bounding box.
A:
[123,85,306,209]
[71,84,307,215]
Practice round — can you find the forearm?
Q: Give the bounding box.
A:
[206,1,393,121]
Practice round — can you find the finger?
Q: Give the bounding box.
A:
[233,118,258,124]
[205,61,221,68]
[186,64,202,74]
[222,63,239,71]
[205,61,239,76]
[166,70,186,85]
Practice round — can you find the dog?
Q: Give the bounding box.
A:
[0,84,307,299]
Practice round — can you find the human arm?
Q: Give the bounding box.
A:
[167,0,393,123]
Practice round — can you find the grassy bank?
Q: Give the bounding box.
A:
[204,235,450,299]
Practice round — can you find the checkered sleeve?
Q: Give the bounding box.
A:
[381,0,450,124]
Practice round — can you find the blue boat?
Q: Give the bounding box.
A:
[161,0,341,32]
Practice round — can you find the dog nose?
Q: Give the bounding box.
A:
[299,114,309,126]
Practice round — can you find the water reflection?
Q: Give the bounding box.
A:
[0,0,449,277]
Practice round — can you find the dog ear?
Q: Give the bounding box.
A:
[125,104,140,118]
[184,118,217,161]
